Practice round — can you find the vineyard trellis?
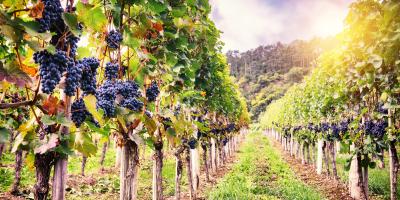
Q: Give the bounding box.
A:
[0,0,250,200]
[260,1,400,200]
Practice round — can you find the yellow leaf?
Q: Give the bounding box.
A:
[83,95,104,126]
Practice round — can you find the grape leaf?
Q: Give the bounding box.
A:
[83,95,104,126]
[62,13,81,36]
[76,2,107,32]
[73,131,97,157]
[42,96,64,115]
[34,134,59,154]
[0,127,10,143]
[0,61,32,88]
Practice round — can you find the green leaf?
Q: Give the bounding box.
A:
[123,29,141,49]
[76,2,107,32]
[55,114,72,126]
[41,115,56,126]
[166,127,176,137]
[73,131,97,157]
[369,161,376,169]
[147,0,166,14]
[143,114,157,135]
[86,121,110,136]
[77,47,91,59]
[339,142,350,154]
[21,21,52,41]
[0,127,10,143]
[83,95,105,126]
[62,13,81,36]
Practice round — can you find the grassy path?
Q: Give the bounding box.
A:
[207,131,324,200]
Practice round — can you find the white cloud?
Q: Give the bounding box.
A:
[210,0,354,52]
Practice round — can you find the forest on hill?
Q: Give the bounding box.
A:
[227,38,339,120]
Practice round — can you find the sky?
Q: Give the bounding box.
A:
[210,0,355,52]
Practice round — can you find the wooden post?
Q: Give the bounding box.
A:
[349,144,367,200]
[388,109,399,200]
[52,94,71,200]
[120,140,140,200]
[317,139,323,174]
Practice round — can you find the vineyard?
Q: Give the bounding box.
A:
[0,0,399,200]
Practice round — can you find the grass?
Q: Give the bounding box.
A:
[207,131,324,200]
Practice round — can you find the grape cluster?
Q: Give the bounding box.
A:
[37,0,64,32]
[78,57,100,94]
[339,120,350,133]
[222,138,228,146]
[188,138,197,149]
[364,119,388,139]
[329,123,340,140]
[320,122,330,132]
[162,117,172,130]
[105,62,119,80]
[377,103,388,115]
[106,30,123,49]
[116,80,141,98]
[96,81,117,117]
[146,81,160,102]
[34,50,70,94]
[96,80,143,117]
[226,123,235,132]
[371,120,387,139]
[65,61,82,96]
[71,98,88,127]
[120,98,144,112]
[67,35,80,57]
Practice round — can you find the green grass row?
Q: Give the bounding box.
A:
[207,131,324,200]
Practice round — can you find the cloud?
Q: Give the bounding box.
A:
[210,0,354,52]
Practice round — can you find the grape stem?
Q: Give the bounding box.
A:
[0,79,40,109]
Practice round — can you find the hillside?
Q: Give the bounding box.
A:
[227,37,338,120]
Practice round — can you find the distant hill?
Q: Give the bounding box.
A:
[227,37,339,120]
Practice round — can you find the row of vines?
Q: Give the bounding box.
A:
[260,1,400,200]
[0,0,250,200]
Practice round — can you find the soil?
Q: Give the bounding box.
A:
[270,139,354,200]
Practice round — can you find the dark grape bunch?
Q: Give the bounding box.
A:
[34,50,71,94]
[116,80,141,98]
[71,98,99,127]
[37,0,64,33]
[364,119,388,139]
[120,97,144,112]
[67,35,80,57]
[328,123,340,140]
[377,103,388,115]
[222,138,228,146]
[106,30,123,49]
[96,80,144,117]
[96,81,118,117]
[78,57,100,94]
[105,62,119,80]
[71,98,88,127]
[188,138,197,149]
[65,61,82,96]
[146,81,160,102]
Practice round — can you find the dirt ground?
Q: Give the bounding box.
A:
[271,139,354,200]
